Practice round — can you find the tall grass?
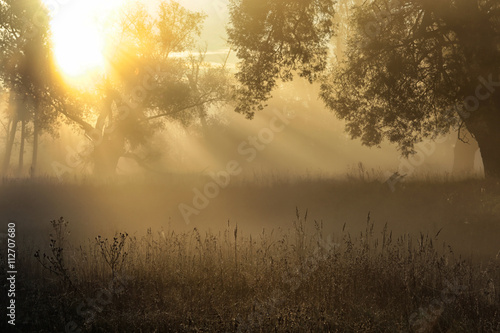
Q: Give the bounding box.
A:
[9,211,500,333]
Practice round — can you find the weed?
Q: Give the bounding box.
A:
[20,212,500,332]
[95,232,129,281]
[34,217,74,290]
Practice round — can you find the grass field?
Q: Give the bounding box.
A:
[1,175,499,332]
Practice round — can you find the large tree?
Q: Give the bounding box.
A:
[50,1,231,177]
[228,0,500,177]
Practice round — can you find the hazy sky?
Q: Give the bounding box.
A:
[166,0,235,65]
[43,0,233,71]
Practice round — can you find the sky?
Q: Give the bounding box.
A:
[42,0,234,76]
[177,0,237,66]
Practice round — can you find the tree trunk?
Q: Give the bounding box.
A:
[452,130,480,176]
[93,133,124,177]
[466,101,500,178]
[31,108,39,178]
[2,117,18,175]
[18,119,26,175]
[2,92,20,176]
[474,135,500,178]
[198,106,208,130]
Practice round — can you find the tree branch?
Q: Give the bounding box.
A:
[52,99,95,133]
[146,96,224,121]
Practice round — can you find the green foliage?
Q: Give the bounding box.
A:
[321,0,500,157]
[71,1,231,175]
[0,0,51,90]
[157,1,206,53]
[228,0,500,175]
[227,0,336,117]
[0,0,60,135]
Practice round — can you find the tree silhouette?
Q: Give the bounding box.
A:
[0,0,58,176]
[227,0,336,118]
[229,0,500,177]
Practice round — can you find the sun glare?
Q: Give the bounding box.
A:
[43,0,126,82]
[51,16,104,77]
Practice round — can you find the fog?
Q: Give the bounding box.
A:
[0,0,490,261]
[0,79,491,260]
[1,1,499,331]
[11,79,479,180]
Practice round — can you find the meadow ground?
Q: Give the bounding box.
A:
[0,174,499,332]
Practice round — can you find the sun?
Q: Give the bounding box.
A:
[43,0,127,81]
[51,15,104,77]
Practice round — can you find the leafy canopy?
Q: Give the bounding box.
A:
[227,0,336,118]
[322,0,500,156]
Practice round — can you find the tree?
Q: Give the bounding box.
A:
[0,0,58,176]
[53,1,231,177]
[452,128,480,175]
[227,0,336,118]
[322,0,500,177]
[228,0,500,177]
